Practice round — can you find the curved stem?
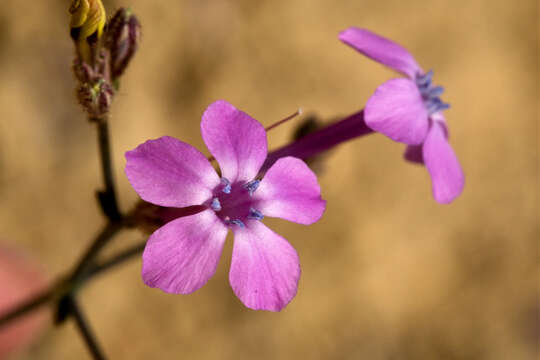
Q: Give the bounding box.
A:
[262,110,371,172]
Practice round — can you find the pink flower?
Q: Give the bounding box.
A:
[125,100,325,311]
[339,28,465,203]
[0,246,49,358]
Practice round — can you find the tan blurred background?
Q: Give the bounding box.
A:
[0,0,538,359]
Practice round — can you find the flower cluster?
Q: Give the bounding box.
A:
[70,1,141,119]
[125,28,465,312]
[0,9,469,360]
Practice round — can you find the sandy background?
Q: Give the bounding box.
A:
[0,0,537,359]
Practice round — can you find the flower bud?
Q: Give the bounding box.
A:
[104,8,141,80]
[69,0,106,64]
[76,78,114,119]
[97,81,114,116]
[72,57,95,83]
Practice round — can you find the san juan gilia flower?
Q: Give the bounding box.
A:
[339,27,465,204]
[125,100,325,311]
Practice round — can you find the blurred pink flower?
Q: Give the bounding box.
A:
[0,245,49,358]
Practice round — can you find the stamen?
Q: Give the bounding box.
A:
[426,98,451,115]
[416,70,434,87]
[221,177,231,194]
[244,179,261,196]
[265,108,303,132]
[228,219,245,228]
[415,70,450,115]
[436,103,450,112]
[248,208,264,221]
[426,85,444,98]
[211,197,221,211]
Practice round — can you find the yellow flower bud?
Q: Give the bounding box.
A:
[69,0,106,64]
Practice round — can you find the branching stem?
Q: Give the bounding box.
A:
[68,296,107,360]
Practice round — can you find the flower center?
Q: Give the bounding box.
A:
[208,177,264,228]
[415,70,450,115]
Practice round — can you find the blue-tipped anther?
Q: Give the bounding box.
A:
[244,179,261,196]
[426,98,451,115]
[415,70,450,115]
[248,208,264,221]
[426,85,445,98]
[221,177,231,194]
[229,219,245,228]
[416,70,434,87]
[211,197,222,211]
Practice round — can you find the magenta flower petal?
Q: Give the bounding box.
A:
[126,136,220,208]
[339,27,422,78]
[423,121,465,204]
[142,210,228,294]
[404,145,424,164]
[229,221,300,312]
[255,157,325,225]
[201,100,267,183]
[365,78,429,145]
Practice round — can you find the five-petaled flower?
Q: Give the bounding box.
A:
[125,100,325,311]
[339,27,465,204]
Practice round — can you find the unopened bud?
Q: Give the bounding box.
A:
[69,0,106,64]
[76,78,114,119]
[72,58,95,83]
[97,81,114,116]
[105,8,141,80]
